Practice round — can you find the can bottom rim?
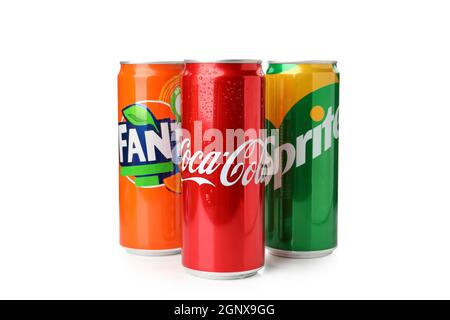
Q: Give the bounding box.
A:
[267,247,336,259]
[124,247,181,257]
[184,266,262,280]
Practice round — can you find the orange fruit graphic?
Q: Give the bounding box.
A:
[164,172,182,194]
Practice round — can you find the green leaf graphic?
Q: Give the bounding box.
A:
[123,104,159,131]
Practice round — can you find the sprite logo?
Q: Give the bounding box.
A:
[268,105,339,190]
[265,83,339,190]
[118,88,181,189]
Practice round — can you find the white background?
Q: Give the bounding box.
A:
[0,0,449,300]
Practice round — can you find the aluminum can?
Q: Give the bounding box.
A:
[118,61,183,256]
[181,60,265,279]
[265,60,339,258]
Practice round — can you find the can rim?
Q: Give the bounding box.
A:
[268,60,338,65]
[184,59,262,64]
[120,61,183,65]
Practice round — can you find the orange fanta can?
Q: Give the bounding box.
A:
[118,61,183,255]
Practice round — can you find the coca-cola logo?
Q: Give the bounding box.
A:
[180,137,271,187]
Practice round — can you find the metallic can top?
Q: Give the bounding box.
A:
[120,61,183,65]
[268,60,337,65]
[184,59,262,64]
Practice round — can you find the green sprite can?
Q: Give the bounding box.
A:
[265,60,339,258]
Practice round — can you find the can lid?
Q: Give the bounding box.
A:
[120,61,183,65]
[184,59,262,64]
[268,60,338,65]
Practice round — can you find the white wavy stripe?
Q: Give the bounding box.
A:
[182,177,215,187]
[135,100,170,107]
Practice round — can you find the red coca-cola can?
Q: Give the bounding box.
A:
[181,60,265,279]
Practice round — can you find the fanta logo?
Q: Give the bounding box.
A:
[118,98,181,191]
